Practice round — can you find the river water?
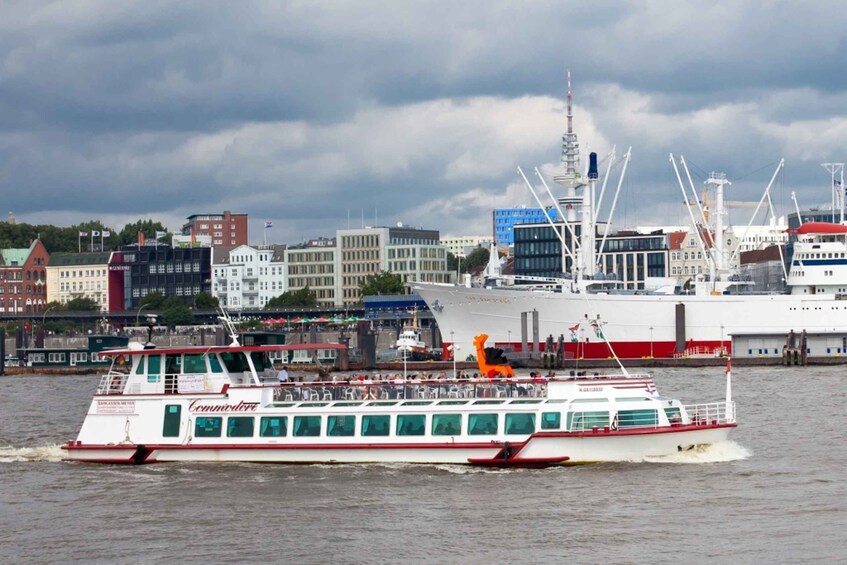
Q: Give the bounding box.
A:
[1,366,844,564]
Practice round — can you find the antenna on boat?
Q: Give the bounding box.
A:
[218,307,241,346]
[585,314,629,377]
[725,357,733,422]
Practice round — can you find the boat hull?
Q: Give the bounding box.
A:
[414,282,846,359]
[62,423,733,465]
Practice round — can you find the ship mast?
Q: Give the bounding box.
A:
[553,70,588,282]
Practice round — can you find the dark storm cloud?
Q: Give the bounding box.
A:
[2,1,847,243]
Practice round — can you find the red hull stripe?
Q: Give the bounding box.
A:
[64,441,506,452]
[534,422,736,438]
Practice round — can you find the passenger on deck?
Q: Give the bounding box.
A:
[278,366,289,384]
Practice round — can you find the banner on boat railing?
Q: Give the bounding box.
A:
[178,374,207,393]
[95,400,136,414]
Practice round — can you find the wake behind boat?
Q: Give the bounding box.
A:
[62,318,736,466]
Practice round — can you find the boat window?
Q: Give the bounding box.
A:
[509,399,542,404]
[209,355,223,373]
[250,352,271,372]
[664,407,682,424]
[327,415,356,436]
[220,352,250,373]
[401,401,432,406]
[571,398,608,404]
[567,411,610,431]
[165,354,181,375]
[194,416,222,437]
[227,416,254,437]
[300,402,328,408]
[147,355,161,383]
[468,413,498,435]
[505,413,536,435]
[183,354,206,374]
[333,402,363,407]
[617,409,658,428]
[293,416,321,437]
[134,356,145,375]
[260,416,287,437]
[272,403,296,408]
[396,414,426,436]
[367,401,398,406]
[544,399,568,403]
[162,404,181,437]
[361,415,390,436]
[473,400,504,405]
[437,400,468,405]
[432,414,461,436]
[617,397,652,402]
[540,412,561,430]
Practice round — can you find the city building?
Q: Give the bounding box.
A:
[181,210,248,247]
[493,207,559,246]
[513,223,670,289]
[0,239,50,313]
[116,243,212,310]
[337,226,451,306]
[47,252,112,311]
[285,238,338,307]
[212,244,287,310]
[440,235,495,257]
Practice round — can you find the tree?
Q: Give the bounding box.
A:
[360,271,404,297]
[139,291,166,310]
[160,298,193,327]
[64,297,99,311]
[462,247,490,274]
[117,219,168,247]
[446,252,459,274]
[266,287,318,308]
[193,292,219,309]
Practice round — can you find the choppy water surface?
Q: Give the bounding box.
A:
[1,366,845,564]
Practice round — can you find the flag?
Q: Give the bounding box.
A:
[265,220,273,229]
[138,230,145,246]
[568,323,580,331]
[155,230,167,239]
[78,231,88,237]
[726,357,732,374]
[569,323,579,343]
[102,230,111,238]
[92,230,100,237]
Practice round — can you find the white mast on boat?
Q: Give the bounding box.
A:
[705,172,731,278]
[821,163,845,224]
[553,70,586,283]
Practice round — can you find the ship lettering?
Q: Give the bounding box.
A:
[189,400,259,413]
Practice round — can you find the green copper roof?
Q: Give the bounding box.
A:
[48,252,111,267]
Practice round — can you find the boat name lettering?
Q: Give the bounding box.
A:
[188,400,259,413]
[96,400,136,414]
[579,386,603,392]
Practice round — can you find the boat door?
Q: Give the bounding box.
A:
[70,352,78,367]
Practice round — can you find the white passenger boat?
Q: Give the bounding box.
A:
[63,325,736,466]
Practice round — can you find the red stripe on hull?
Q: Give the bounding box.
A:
[502,340,733,360]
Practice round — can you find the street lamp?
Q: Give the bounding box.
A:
[450,330,459,379]
[136,303,151,327]
[42,304,56,331]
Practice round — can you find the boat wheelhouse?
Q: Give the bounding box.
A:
[63,341,736,466]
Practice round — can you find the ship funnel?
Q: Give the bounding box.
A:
[588,152,598,180]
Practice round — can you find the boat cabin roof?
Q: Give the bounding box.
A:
[100,342,347,357]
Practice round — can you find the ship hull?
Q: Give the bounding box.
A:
[414,283,844,359]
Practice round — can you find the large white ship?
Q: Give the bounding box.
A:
[414,75,847,360]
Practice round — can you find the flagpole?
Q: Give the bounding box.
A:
[90,231,93,253]
[78,232,81,253]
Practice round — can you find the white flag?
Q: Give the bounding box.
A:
[155,231,167,239]
[92,230,100,237]
[102,230,111,237]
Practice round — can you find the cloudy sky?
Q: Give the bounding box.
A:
[3,1,847,245]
